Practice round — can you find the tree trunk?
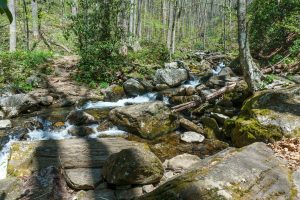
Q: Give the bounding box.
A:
[136,0,142,38]
[31,0,39,38]
[22,0,29,50]
[71,0,78,16]
[9,0,17,52]
[237,0,263,93]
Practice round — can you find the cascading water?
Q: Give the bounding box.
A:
[82,92,158,109]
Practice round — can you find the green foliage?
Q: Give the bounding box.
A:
[128,40,169,65]
[249,0,300,64]
[0,51,53,91]
[71,0,127,86]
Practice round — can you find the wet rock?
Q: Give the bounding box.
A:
[67,126,94,137]
[102,147,164,185]
[211,112,229,125]
[0,120,12,129]
[66,110,97,126]
[141,143,300,200]
[123,78,146,97]
[155,68,188,87]
[0,94,40,118]
[64,168,102,190]
[157,87,186,98]
[40,96,54,106]
[75,188,116,200]
[230,85,300,147]
[109,102,179,139]
[115,187,143,200]
[23,118,44,130]
[139,79,154,92]
[155,84,170,91]
[185,86,197,96]
[102,84,126,102]
[180,131,205,143]
[201,117,220,139]
[164,153,201,171]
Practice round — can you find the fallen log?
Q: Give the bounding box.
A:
[171,82,237,113]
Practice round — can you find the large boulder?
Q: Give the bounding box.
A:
[102,147,164,185]
[227,85,300,147]
[155,68,188,87]
[102,85,126,102]
[109,102,179,139]
[123,78,147,97]
[140,143,300,200]
[0,94,40,118]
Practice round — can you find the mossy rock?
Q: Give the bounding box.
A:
[231,117,283,148]
[228,85,300,147]
[200,117,220,139]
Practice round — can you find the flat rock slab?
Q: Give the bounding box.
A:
[0,120,12,129]
[64,168,102,190]
[180,132,205,143]
[8,138,145,177]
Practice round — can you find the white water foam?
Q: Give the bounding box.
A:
[27,123,74,141]
[83,92,158,109]
[183,79,201,88]
[212,62,226,75]
[88,126,127,138]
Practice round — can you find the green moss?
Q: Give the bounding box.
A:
[232,117,283,147]
[111,85,124,94]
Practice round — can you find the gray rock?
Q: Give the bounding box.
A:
[102,147,164,186]
[123,78,146,97]
[155,84,170,91]
[155,68,188,87]
[142,185,155,193]
[0,111,4,120]
[115,187,143,200]
[40,96,54,106]
[141,143,299,200]
[180,132,205,143]
[0,94,40,118]
[109,102,179,139]
[64,168,102,190]
[164,153,201,171]
[211,112,229,125]
[0,120,12,129]
[66,110,97,126]
[23,118,44,130]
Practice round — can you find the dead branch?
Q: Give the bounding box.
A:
[172,82,237,112]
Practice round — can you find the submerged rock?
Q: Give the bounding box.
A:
[140,143,300,200]
[109,102,179,139]
[123,78,146,97]
[228,85,300,147]
[102,147,164,186]
[155,68,188,87]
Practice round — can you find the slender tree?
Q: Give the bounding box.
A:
[237,0,263,93]
[8,0,16,52]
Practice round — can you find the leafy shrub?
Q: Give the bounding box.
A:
[0,51,53,91]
